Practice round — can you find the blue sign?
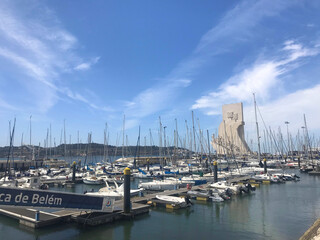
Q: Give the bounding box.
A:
[0,187,114,211]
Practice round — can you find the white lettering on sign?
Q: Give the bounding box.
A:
[0,193,11,202]
[31,194,62,205]
[0,189,102,210]
[15,193,29,203]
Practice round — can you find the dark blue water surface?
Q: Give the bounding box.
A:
[0,170,319,240]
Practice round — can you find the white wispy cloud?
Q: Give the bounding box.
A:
[125,119,140,131]
[0,1,106,113]
[0,47,55,88]
[191,40,320,115]
[0,97,18,110]
[123,0,297,128]
[191,61,279,115]
[121,78,191,130]
[169,0,297,79]
[74,57,100,71]
[280,40,319,64]
[60,87,113,112]
[243,84,320,138]
[125,78,191,119]
[195,0,293,53]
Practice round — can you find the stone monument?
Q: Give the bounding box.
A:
[212,103,250,155]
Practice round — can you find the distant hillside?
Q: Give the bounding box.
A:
[0,143,191,159]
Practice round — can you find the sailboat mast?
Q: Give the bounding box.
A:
[7,119,16,178]
[29,115,35,161]
[164,126,167,164]
[20,133,24,159]
[192,111,196,154]
[64,119,67,158]
[149,129,153,156]
[122,115,125,159]
[106,132,109,162]
[134,126,140,169]
[104,123,109,161]
[29,115,32,146]
[304,114,313,163]
[174,118,179,163]
[207,129,211,169]
[77,130,80,157]
[253,93,262,163]
[46,128,49,159]
[159,117,163,167]
[50,123,52,158]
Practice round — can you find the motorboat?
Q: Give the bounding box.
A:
[132,168,154,179]
[180,175,207,186]
[115,182,143,197]
[100,175,124,184]
[273,173,300,181]
[210,181,241,195]
[85,186,122,200]
[0,176,16,186]
[155,195,192,208]
[251,173,281,183]
[187,189,224,202]
[211,188,232,200]
[300,165,314,173]
[83,176,105,185]
[85,181,142,200]
[210,192,225,202]
[138,179,181,191]
[18,177,49,189]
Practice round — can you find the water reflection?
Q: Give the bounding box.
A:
[123,219,133,240]
[121,213,151,240]
[215,203,220,219]
[1,170,320,240]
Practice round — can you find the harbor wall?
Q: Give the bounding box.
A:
[0,159,69,171]
[300,218,320,240]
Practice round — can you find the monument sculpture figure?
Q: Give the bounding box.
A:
[212,103,250,155]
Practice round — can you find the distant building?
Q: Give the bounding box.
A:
[212,103,250,155]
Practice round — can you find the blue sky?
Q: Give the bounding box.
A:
[0,0,320,148]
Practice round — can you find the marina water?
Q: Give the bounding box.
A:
[0,169,319,239]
